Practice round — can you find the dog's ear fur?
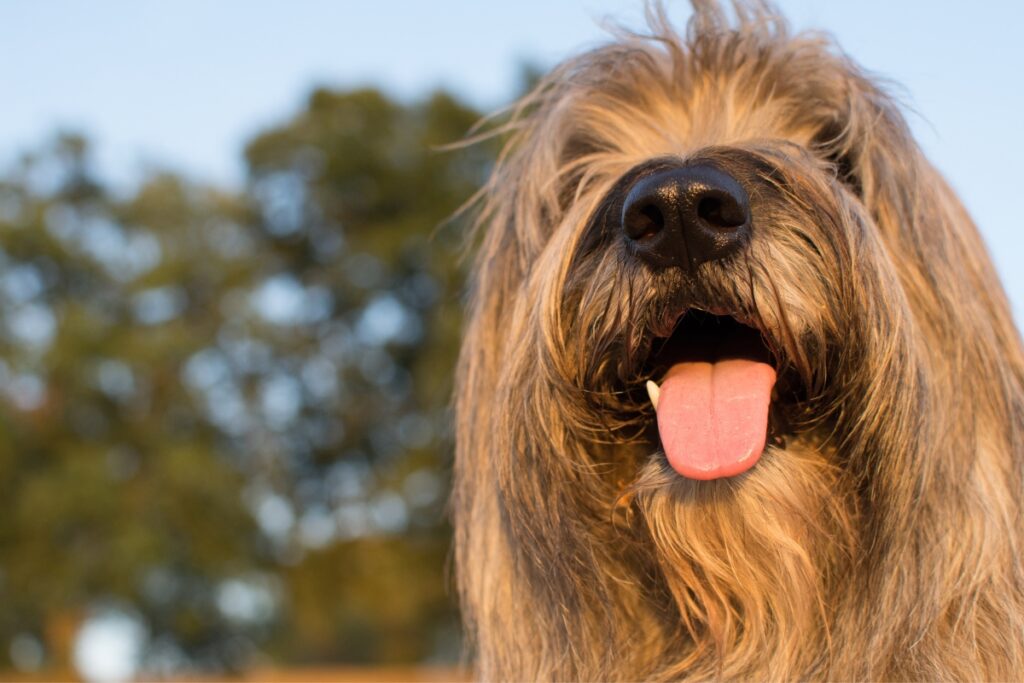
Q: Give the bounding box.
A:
[811,66,1018,339]
[800,54,1024,678]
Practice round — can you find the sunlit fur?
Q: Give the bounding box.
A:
[453,2,1024,679]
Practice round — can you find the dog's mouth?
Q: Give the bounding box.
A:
[642,309,779,480]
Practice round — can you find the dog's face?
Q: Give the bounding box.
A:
[456,5,1023,680]
[482,15,938,491]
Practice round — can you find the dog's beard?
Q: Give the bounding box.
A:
[633,443,857,678]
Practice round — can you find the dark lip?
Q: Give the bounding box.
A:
[642,308,775,383]
[649,303,762,337]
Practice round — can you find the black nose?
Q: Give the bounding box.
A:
[621,164,751,271]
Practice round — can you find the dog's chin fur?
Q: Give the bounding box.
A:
[453,2,1024,680]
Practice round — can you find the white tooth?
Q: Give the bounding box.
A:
[646,380,660,410]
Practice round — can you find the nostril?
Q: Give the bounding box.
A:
[625,202,665,241]
[636,205,664,239]
[697,194,747,229]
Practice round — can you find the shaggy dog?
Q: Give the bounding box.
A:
[453,2,1024,679]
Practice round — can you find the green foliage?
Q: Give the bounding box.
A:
[0,87,494,675]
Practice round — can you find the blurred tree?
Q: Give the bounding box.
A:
[0,134,266,674]
[0,86,494,677]
[240,87,492,665]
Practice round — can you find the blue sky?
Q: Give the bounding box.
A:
[0,0,1022,319]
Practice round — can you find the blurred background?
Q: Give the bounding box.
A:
[0,1,1020,681]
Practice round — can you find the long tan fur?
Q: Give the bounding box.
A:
[453,2,1024,679]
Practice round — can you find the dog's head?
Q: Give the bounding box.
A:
[455,3,1023,679]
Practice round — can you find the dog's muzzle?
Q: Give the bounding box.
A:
[618,161,772,481]
[621,163,751,271]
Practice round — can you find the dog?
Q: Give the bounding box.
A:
[453,2,1024,679]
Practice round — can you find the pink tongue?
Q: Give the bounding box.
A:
[655,360,776,480]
